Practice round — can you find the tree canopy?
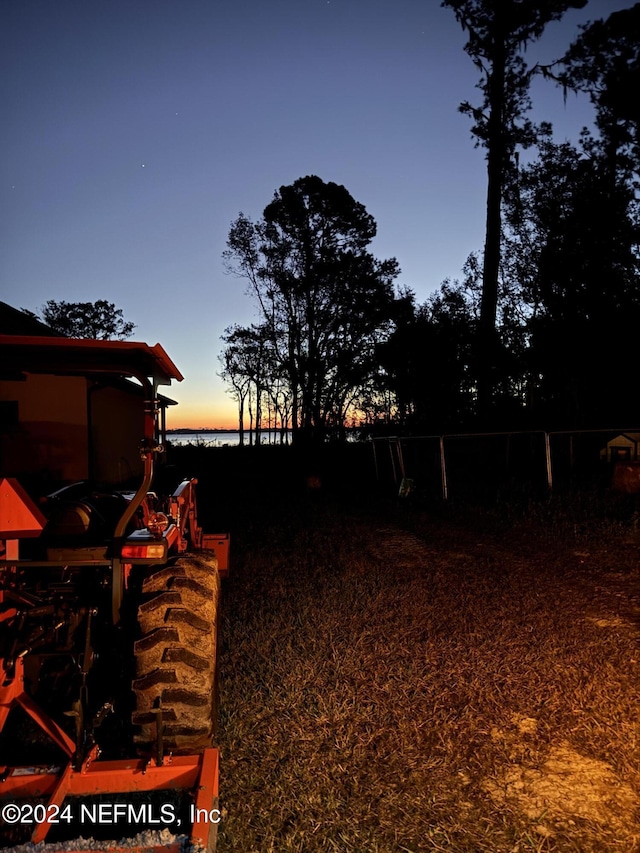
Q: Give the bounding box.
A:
[222,176,401,444]
[442,0,588,421]
[378,2,640,434]
[559,2,640,170]
[38,300,136,340]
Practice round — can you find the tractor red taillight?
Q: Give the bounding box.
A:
[120,541,167,561]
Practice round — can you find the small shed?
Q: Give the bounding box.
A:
[600,432,640,463]
[0,335,180,490]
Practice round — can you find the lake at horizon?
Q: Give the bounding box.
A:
[166,430,291,447]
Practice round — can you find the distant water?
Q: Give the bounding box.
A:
[166,431,291,447]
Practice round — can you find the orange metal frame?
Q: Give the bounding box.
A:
[0,658,219,851]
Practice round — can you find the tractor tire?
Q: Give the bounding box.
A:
[132,552,220,754]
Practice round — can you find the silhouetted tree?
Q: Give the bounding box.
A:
[224,176,400,444]
[504,132,640,426]
[380,279,478,433]
[219,327,252,445]
[219,323,275,445]
[558,3,640,182]
[443,0,587,421]
[38,299,136,339]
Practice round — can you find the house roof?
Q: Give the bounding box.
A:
[607,432,640,445]
[0,335,183,386]
[0,301,60,336]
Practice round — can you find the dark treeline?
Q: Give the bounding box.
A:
[220,3,640,446]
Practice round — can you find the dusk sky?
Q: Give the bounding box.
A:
[1,0,631,429]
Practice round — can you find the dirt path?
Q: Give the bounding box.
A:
[217,504,640,852]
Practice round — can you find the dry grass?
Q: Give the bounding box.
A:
[216,497,640,852]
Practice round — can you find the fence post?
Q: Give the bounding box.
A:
[544,432,553,492]
[389,439,398,486]
[396,439,406,481]
[440,435,449,501]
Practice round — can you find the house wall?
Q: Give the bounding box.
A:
[90,383,144,486]
[0,374,147,491]
[0,374,89,489]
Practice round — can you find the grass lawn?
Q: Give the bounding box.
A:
[214,485,640,852]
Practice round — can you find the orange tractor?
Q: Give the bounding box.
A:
[0,335,226,852]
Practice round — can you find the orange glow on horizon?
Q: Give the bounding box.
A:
[168,414,239,431]
[166,399,238,431]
